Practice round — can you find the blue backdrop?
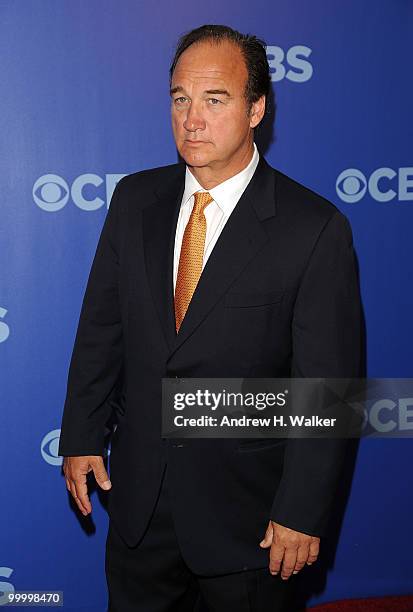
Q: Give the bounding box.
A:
[1,1,412,609]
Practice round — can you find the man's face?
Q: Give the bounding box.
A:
[170,40,261,171]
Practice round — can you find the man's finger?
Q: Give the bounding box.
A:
[280,547,298,580]
[72,477,92,515]
[72,494,89,516]
[307,538,320,564]
[68,484,89,516]
[269,541,285,575]
[293,543,310,574]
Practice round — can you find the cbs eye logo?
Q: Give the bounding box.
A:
[336,169,367,203]
[33,174,69,211]
[336,167,413,203]
[33,173,126,212]
[41,429,62,466]
[0,307,10,343]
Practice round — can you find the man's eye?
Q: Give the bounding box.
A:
[208,98,221,105]
[174,97,188,104]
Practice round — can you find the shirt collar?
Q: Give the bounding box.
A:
[181,142,260,213]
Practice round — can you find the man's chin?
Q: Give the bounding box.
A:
[179,150,210,168]
[177,141,214,166]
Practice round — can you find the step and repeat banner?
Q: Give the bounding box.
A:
[1,1,412,609]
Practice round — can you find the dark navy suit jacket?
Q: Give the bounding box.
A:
[58,154,362,575]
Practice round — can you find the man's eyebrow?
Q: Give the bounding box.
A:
[170,86,184,95]
[169,86,232,97]
[204,89,231,97]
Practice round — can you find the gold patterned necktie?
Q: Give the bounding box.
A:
[174,191,214,333]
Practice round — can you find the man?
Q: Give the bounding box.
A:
[59,24,362,611]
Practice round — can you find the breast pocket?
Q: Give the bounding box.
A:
[221,290,285,368]
[224,290,284,308]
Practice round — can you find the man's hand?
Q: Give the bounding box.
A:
[259,520,320,580]
[63,456,112,516]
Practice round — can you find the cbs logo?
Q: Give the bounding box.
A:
[336,167,413,203]
[266,45,313,83]
[0,307,10,343]
[41,429,62,466]
[0,568,14,605]
[33,173,126,212]
[359,398,413,433]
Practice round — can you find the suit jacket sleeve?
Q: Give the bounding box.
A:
[270,210,362,537]
[58,178,125,457]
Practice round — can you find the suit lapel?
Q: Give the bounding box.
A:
[142,155,277,361]
[142,165,185,351]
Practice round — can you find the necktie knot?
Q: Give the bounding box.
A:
[193,191,213,215]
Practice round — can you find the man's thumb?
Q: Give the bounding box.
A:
[92,463,112,490]
[259,521,273,548]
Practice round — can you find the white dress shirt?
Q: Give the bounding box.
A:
[173,142,260,293]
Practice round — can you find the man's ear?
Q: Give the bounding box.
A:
[249,95,266,128]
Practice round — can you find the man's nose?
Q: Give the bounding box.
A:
[183,101,206,132]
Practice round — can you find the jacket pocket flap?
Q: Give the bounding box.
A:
[237,438,287,452]
[224,290,284,308]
